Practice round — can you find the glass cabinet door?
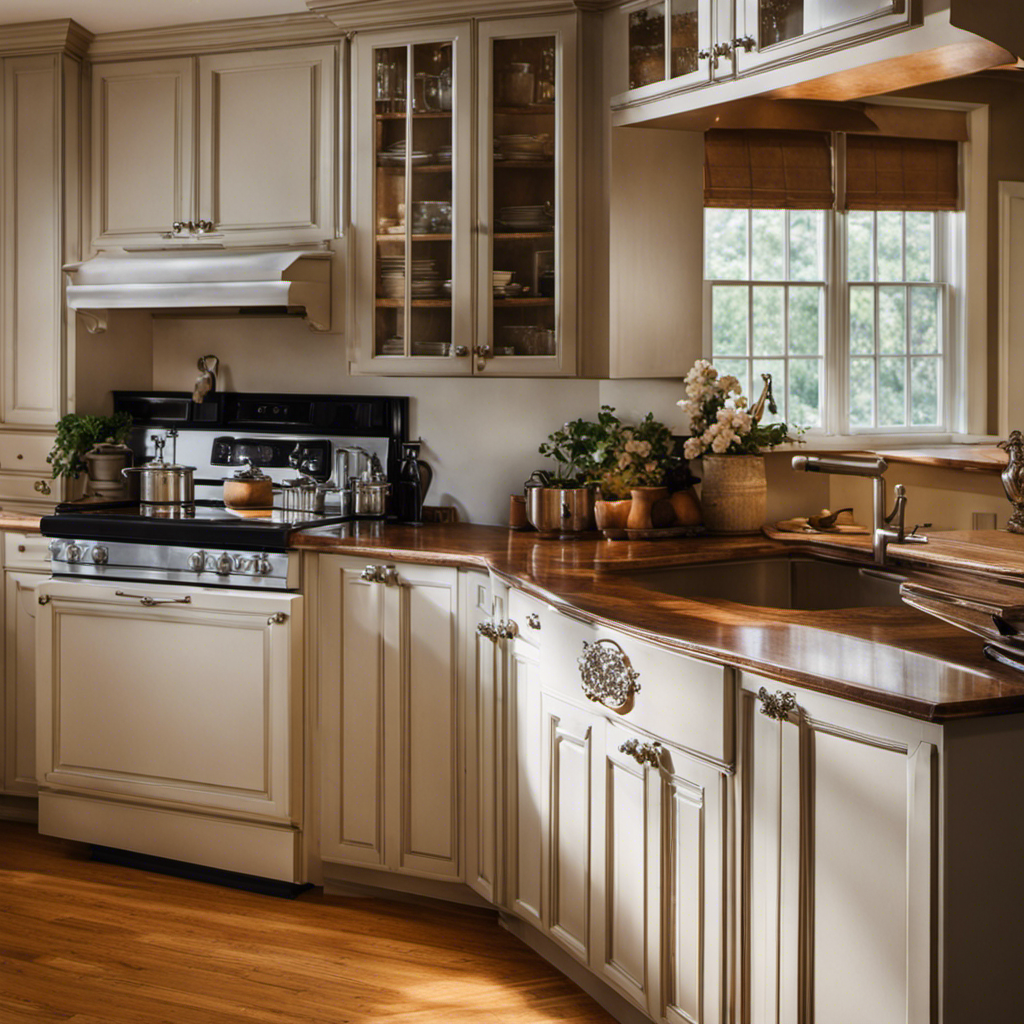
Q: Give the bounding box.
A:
[624,0,712,96]
[354,25,472,374]
[477,16,577,376]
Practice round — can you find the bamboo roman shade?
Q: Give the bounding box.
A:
[703,129,834,210]
[844,136,959,211]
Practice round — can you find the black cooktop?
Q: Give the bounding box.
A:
[41,500,347,551]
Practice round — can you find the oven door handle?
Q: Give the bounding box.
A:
[115,590,193,608]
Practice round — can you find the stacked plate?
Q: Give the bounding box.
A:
[377,139,432,166]
[379,336,405,356]
[499,204,554,230]
[379,256,442,299]
[495,134,550,162]
[436,144,452,164]
[412,340,451,357]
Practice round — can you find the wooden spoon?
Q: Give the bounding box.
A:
[807,507,853,530]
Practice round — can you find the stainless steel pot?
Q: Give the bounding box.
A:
[122,462,195,505]
[526,486,594,536]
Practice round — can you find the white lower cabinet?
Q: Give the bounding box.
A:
[319,555,460,881]
[738,673,936,1024]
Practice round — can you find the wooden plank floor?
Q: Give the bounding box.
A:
[0,822,617,1024]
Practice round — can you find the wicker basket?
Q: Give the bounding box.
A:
[699,455,766,534]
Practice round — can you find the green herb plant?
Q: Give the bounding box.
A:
[48,412,133,479]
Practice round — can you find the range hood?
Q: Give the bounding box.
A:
[64,248,332,333]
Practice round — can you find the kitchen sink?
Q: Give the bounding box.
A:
[621,557,906,611]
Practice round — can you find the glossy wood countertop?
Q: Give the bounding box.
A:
[295,521,1024,723]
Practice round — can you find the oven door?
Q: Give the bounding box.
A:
[35,579,302,828]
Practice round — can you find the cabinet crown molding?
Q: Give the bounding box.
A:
[307,0,589,30]
[0,19,92,58]
[87,13,339,62]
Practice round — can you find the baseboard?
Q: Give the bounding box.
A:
[0,794,38,824]
[322,862,493,909]
[499,912,655,1024]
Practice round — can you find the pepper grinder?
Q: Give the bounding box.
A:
[396,441,433,525]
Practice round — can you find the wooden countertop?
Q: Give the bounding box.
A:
[295,522,1024,722]
[0,512,44,533]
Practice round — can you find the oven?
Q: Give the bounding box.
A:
[34,392,407,884]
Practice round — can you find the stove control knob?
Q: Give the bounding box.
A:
[65,543,82,563]
[215,553,233,576]
[48,540,63,558]
[91,546,109,565]
[187,551,206,573]
[254,556,273,576]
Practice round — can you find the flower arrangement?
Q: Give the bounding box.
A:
[678,360,796,460]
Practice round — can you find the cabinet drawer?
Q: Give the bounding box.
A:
[0,473,56,504]
[509,589,547,651]
[544,610,733,765]
[4,532,50,570]
[0,433,54,473]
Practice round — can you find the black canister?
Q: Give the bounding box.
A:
[396,441,432,524]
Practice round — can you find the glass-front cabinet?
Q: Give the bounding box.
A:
[352,16,576,376]
[623,0,714,95]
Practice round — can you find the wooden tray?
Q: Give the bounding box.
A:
[774,516,869,535]
[602,525,706,541]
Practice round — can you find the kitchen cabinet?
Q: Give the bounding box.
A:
[91,43,337,250]
[318,555,461,881]
[350,14,578,377]
[0,532,49,801]
[737,672,935,1024]
[35,579,304,881]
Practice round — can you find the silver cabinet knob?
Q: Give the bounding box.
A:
[48,540,63,558]
[34,479,51,495]
[733,35,755,52]
[215,553,233,576]
[91,546,109,565]
[619,738,662,769]
[453,346,469,357]
[64,543,82,563]
[187,551,206,572]
[526,613,541,630]
[495,619,518,640]
[757,687,797,721]
[360,564,397,584]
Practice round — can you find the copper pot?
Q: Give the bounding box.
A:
[223,461,273,509]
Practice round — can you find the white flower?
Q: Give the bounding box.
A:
[683,437,703,460]
[617,453,631,470]
[636,441,651,458]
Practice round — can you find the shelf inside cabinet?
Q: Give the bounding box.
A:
[493,161,555,170]
[494,105,555,115]
[377,164,453,174]
[376,298,452,308]
[493,232,554,240]
[493,298,555,307]
[376,234,453,242]
[376,111,452,120]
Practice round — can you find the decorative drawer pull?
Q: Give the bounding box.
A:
[360,564,397,584]
[267,612,288,625]
[115,590,192,607]
[757,687,797,721]
[477,619,518,641]
[526,613,541,630]
[578,638,640,711]
[733,35,755,52]
[37,594,51,605]
[619,738,662,769]
[477,621,498,642]
[34,479,51,495]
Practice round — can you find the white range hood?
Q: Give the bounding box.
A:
[64,248,332,333]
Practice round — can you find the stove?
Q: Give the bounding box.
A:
[41,391,408,590]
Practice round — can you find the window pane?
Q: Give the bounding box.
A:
[877,211,903,281]
[905,212,934,282]
[910,287,940,354]
[847,211,873,282]
[711,285,749,356]
[752,286,785,355]
[849,286,875,355]
[789,358,821,428]
[751,210,785,280]
[789,210,823,281]
[715,358,749,400]
[752,358,786,424]
[789,286,822,356]
[911,357,940,426]
[879,356,906,427]
[878,286,906,355]
[850,357,874,427]
[705,209,747,279]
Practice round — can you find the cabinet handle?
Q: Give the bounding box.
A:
[733,35,755,52]
[453,346,469,357]
[578,638,641,711]
[619,737,662,769]
[360,564,397,584]
[267,612,288,625]
[757,686,797,721]
[526,613,541,630]
[34,479,51,495]
[495,618,518,639]
[477,621,498,642]
[473,345,492,359]
[115,590,192,607]
[37,594,50,605]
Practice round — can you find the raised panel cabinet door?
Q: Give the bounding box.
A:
[319,557,390,868]
[3,570,44,795]
[2,55,63,426]
[91,58,194,248]
[35,580,302,823]
[389,562,460,879]
[541,691,597,964]
[462,572,502,903]
[738,677,936,1024]
[198,45,337,243]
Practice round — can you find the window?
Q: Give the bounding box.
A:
[705,206,951,435]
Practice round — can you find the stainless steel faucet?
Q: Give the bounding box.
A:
[791,454,928,565]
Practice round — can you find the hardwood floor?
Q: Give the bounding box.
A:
[0,822,616,1024]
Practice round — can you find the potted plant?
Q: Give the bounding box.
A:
[678,360,800,533]
[48,412,133,497]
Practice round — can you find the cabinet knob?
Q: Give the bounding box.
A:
[495,618,518,640]
[473,345,492,359]
[453,346,469,357]
[360,564,397,585]
[757,686,797,721]
[578,638,640,711]
[619,737,662,769]
[476,621,498,641]
[733,35,755,52]
[34,479,51,495]
[526,613,541,630]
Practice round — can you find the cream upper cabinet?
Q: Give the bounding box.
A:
[350,15,578,377]
[319,555,461,882]
[91,44,337,250]
[737,674,935,1024]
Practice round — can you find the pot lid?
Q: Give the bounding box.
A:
[227,459,270,482]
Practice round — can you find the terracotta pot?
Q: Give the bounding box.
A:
[670,487,703,526]
[626,486,669,530]
[699,455,766,534]
[594,498,632,530]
